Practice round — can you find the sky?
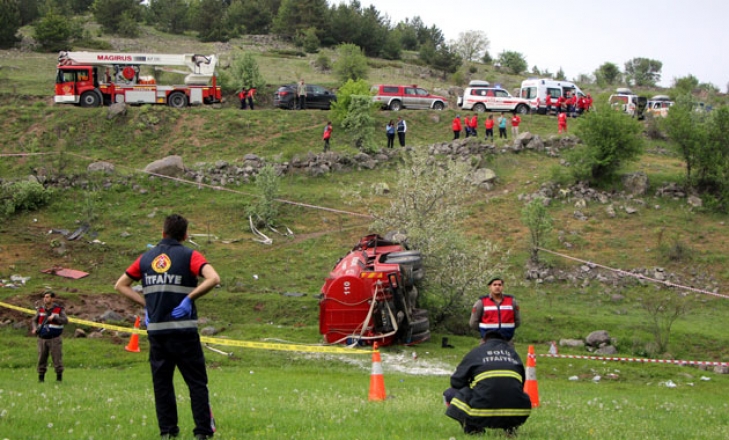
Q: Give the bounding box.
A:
[353,0,728,90]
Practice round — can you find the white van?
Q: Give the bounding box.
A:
[519,78,586,114]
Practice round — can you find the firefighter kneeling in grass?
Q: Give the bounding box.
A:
[443,331,531,436]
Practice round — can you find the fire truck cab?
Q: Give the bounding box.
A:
[54,51,222,108]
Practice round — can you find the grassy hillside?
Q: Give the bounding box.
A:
[1,23,729,440]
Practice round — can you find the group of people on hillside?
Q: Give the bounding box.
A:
[453,112,521,141]
[543,92,593,117]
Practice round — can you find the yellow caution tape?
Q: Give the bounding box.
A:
[0,301,370,355]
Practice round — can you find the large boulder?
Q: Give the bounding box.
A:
[622,172,649,196]
[586,330,611,347]
[144,155,185,177]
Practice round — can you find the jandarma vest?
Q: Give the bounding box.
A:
[139,238,200,335]
[37,305,64,338]
[478,295,516,340]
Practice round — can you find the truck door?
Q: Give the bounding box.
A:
[404,87,419,109]
[55,69,79,104]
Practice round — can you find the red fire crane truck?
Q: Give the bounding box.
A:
[319,234,430,347]
[54,51,222,108]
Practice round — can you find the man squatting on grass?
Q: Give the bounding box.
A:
[443,330,532,436]
[115,214,221,440]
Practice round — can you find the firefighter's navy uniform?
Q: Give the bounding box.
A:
[444,334,531,434]
[125,237,214,439]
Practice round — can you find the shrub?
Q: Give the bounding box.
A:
[1,181,54,218]
[565,102,644,185]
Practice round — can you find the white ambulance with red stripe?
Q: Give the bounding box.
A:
[457,80,531,114]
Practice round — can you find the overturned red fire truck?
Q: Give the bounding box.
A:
[319,234,430,346]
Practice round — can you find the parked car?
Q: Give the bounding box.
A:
[609,88,647,119]
[646,95,674,118]
[371,84,447,111]
[273,83,337,110]
[458,82,531,114]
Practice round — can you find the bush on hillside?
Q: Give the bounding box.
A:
[329,78,373,125]
[1,181,54,218]
[332,43,368,82]
[565,102,644,186]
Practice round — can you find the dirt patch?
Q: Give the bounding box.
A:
[0,292,140,327]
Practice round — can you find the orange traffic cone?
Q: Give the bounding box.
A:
[524,345,540,407]
[368,342,387,401]
[125,315,141,353]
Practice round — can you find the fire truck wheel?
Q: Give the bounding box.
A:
[411,267,424,282]
[411,308,428,320]
[515,104,529,115]
[385,255,422,268]
[386,250,421,258]
[408,329,431,344]
[409,316,430,334]
[389,100,402,111]
[168,92,188,108]
[474,103,486,113]
[80,92,100,108]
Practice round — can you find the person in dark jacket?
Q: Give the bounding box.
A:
[443,331,531,436]
[31,291,69,382]
[115,214,221,440]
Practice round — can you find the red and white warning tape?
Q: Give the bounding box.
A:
[539,352,729,367]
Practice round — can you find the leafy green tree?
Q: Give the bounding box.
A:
[497,50,527,75]
[0,0,21,48]
[195,0,230,42]
[672,74,699,96]
[565,102,644,185]
[624,57,662,87]
[697,106,729,211]
[342,95,377,152]
[329,78,371,125]
[33,11,74,51]
[379,30,402,60]
[394,20,418,50]
[332,43,368,82]
[594,62,621,85]
[147,0,190,34]
[453,30,489,62]
[429,43,462,80]
[226,0,273,35]
[357,149,505,328]
[229,51,265,91]
[272,0,327,41]
[299,27,319,53]
[663,94,706,187]
[246,164,280,228]
[554,67,566,80]
[91,0,142,35]
[18,0,41,25]
[521,198,553,264]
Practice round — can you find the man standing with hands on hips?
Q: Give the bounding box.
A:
[115,214,220,440]
[469,277,521,344]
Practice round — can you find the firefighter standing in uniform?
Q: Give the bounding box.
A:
[31,291,68,382]
[114,214,221,440]
[469,277,521,343]
[443,330,532,436]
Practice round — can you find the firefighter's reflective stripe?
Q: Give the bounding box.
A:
[143,284,195,295]
[472,370,523,387]
[450,398,532,418]
[147,320,198,331]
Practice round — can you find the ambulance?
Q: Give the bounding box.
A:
[519,78,586,114]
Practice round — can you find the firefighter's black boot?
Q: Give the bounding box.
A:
[56,372,62,382]
[39,374,45,382]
